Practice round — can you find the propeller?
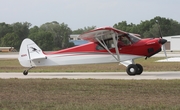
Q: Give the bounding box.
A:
[156,20,168,60]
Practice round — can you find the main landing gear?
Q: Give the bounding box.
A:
[126,63,143,76]
[23,67,34,75]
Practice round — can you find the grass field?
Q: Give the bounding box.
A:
[0,57,180,72]
[1,58,180,110]
[1,79,180,110]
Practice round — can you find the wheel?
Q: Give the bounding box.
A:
[136,64,143,75]
[23,70,28,75]
[126,64,138,76]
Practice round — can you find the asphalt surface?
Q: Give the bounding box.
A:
[1,72,180,79]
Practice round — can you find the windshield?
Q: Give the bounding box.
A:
[128,34,141,44]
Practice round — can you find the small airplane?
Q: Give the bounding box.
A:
[18,26,167,76]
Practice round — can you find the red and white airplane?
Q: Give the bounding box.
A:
[18,27,167,76]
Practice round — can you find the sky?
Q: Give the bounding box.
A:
[0,0,180,30]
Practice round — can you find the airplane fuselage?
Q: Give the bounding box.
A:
[28,37,165,67]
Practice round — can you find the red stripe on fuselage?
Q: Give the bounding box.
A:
[44,38,162,57]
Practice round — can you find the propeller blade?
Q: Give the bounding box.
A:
[162,44,168,60]
[156,20,168,60]
[156,20,163,38]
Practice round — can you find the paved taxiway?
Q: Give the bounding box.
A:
[1,72,180,79]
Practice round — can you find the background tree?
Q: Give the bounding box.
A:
[0,23,13,46]
[72,26,96,34]
[114,16,180,38]
[40,21,73,50]
[143,23,159,38]
[29,26,39,34]
[0,22,31,50]
[169,20,180,35]
[29,31,54,51]
[12,22,31,41]
[1,33,20,49]
[113,21,138,34]
[139,16,180,38]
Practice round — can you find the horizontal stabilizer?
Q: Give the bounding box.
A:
[28,46,46,60]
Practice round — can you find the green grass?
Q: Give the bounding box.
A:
[1,58,180,109]
[1,79,180,110]
[0,57,180,72]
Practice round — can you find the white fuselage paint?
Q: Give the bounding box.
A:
[29,53,143,67]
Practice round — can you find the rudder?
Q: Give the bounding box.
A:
[18,38,46,67]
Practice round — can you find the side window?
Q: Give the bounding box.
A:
[128,34,141,44]
[121,36,131,45]
[96,43,104,50]
[118,35,131,48]
[96,39,114,50]
[106,39,114,49]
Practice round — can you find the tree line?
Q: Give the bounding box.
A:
[0,16,180,51]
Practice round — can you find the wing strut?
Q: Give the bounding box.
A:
[95,32,120,62]
[112,33,120,62]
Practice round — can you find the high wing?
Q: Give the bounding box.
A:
[79,27,129,63]
[79,27,128,42]
[79,27,141,64]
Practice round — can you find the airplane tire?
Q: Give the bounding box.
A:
[126,64,138,76]
[136,64,143,75]
[23,70,28,75]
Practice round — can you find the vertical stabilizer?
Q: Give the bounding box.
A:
[18,38,46,67]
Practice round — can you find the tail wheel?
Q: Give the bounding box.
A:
[136,64,143,75]
[23,70,28,75]
[23,67,34,75]
[126,64,138,76]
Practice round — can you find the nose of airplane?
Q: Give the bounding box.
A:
[159,39,167,45]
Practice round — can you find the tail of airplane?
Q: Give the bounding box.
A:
[18,38,46,67]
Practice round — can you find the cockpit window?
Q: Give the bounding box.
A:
[96,39,114,50]
[119,35,131,45]
[128,34,141,43]
[96,33,141,50]
[96,44,104,50]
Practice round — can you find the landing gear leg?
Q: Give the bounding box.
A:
[23,67,34,75]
